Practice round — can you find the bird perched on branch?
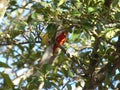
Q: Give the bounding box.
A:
[39,30,67,67]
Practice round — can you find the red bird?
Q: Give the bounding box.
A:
[40,31,67,67]
[53,31,67,53]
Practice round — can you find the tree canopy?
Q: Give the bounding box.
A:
[0,0,120,90]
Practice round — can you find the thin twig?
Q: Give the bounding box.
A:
[0,41,41,46]
[61,79,70,90]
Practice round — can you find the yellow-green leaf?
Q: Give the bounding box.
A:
[105,30,116,39]
[0,73,14,88]
[0,62,10,68]
[58,0,65,7]
[41,33,49,45]
[0,31,2,35]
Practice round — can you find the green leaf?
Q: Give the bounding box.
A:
[0,62,10,68]
[27,77,41,90]
[88,7,95,13]
[115,12,120,20]
[46,23,57,38]
[67,84,72,90]
[112,0,119,7]
[31,13,37,19]
[29,33,35,42]
[9,1,16,5]
[71,10,81,17]
[41,64,54,74]
[40,1,51,8]
[100,29,118,39]
[44,79,52,88]
[82,19,93,30]
[0,31,2,35]
[72,33,80,42]
[27,15,32,23]
[17,44,24,52]
[68,70,74,77]
[9,30,23,38]
[114,74,120,80]
[62,67,68,77]
[58,0,65,7]
[0,88,13,90]
[41,32,49,45]
[0,73,14,88]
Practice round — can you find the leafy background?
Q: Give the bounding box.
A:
[0,0,120,90]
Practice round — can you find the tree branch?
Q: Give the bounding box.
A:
[0,41,41,46]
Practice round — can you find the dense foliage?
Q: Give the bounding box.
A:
[0,0,120,90]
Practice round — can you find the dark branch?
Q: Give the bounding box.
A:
[0,41,41,46]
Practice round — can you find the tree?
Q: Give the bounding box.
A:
[0,0,120,90]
